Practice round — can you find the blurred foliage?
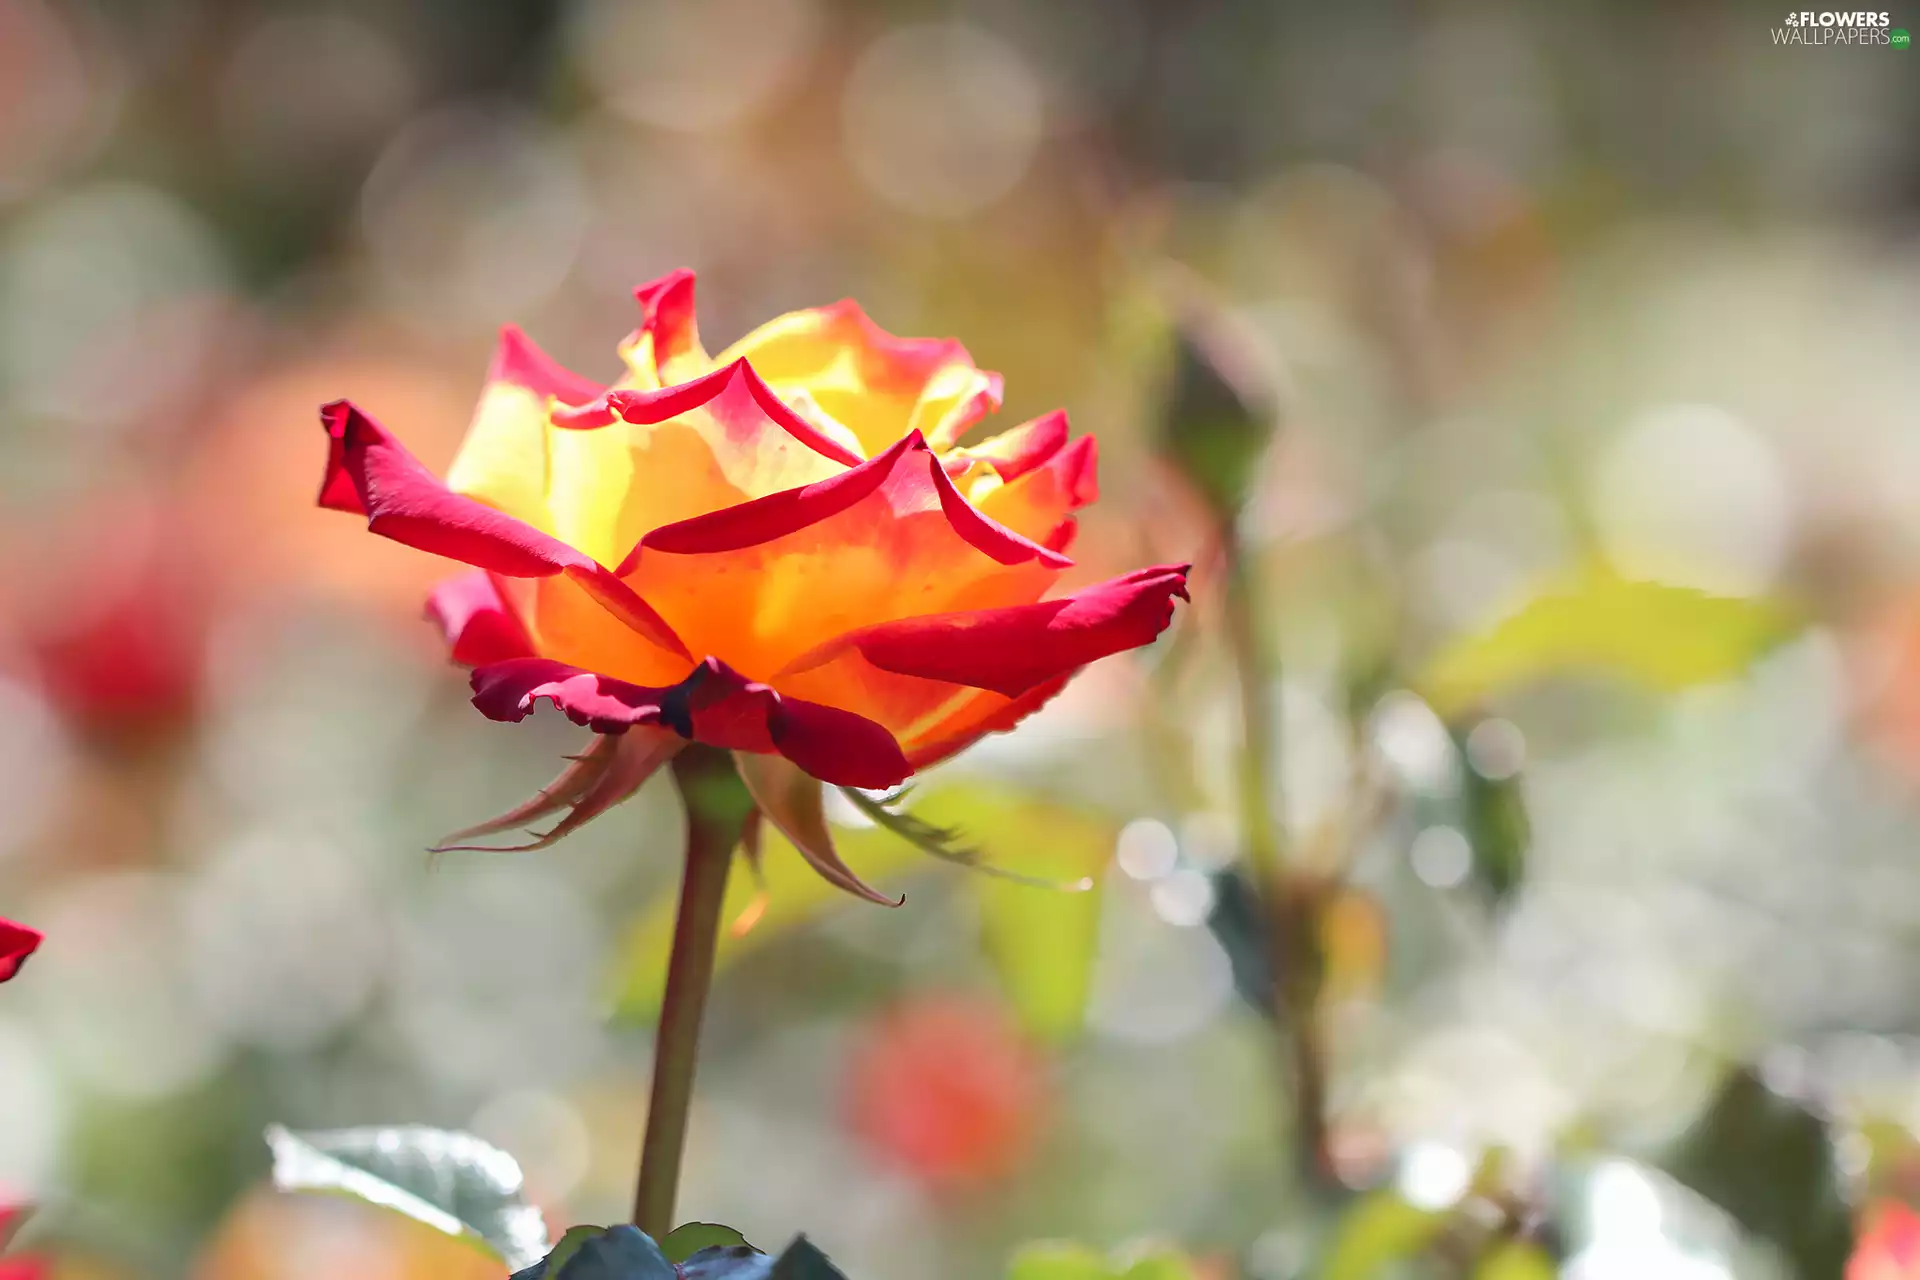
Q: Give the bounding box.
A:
[663,1223,756,1262]
[1317,1191,1448,1280]
[1,0,1918,1276]
[613,784,1112,1040]
[265,1124,549,1270]
[1005,1240,1199,1280]
[511,1225,849,1280]
[1663,1069,1855,1279]
[1419,566,1800,717]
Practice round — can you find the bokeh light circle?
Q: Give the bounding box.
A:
[841,23,1044,218]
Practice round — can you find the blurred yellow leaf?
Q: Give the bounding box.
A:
[608,784,1114,1040]
[1320,1191,1447,1280]
[1007,1240,1199,1280]
[1419,565,1798,717]
[607,816,928,1022]
[896,785,1114,1041]
[1474,1241,1556,1280]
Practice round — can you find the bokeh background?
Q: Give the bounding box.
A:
[2,0,1919,1276]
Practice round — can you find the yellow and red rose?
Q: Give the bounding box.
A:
[319,271,1186,896]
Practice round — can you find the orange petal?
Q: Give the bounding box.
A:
[770,565,1187,758]
[968,431,1098,548]
[621,432,1068,684]
[732,751,901,906]
[717,299,1002,458]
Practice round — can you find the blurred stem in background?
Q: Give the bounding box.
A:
[1224,527,1335,1194]
[1152,264,1339,1192]
[632,746,755,1236]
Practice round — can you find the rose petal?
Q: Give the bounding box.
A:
[0,919,42,983]
[440,325,602,536]
[717,297,1002,456]
[950,409,1070,484]
[968,432,1098,547]
[620,432,1071,681]
[732,751,901,906]
[782,564,1191,699]
[619,268,710,389]
[470,656,910,788]
[511,358,858,570]
[899,673,1074,769]
[318,399,690,676]
[426,571,536,666]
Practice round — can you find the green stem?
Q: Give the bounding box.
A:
[1223,530,1282,887]
[1222,529,1336,1193]
[632,746,752,1237]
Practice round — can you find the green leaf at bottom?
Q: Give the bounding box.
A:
[663,1222,755,1262]
[265,1123,549,1270]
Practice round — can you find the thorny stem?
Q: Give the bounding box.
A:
[1222,527,1338,1193]
[632,746,753,1237]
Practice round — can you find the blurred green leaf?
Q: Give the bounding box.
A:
[611,784,1112,1041]
[896,785,1112,1041]
[1419,566,1798,716]
[1457,738,1530,905]
[1663,1068,1854,1280]
[511,1225,677,1279]
[663,1222,755,1262]
[1007,1240,1198,1280]
[266,1124,549,1270]
[1474,1241,1556,1280]
[1320,1191,1448,1280]
[610,817,927,1022]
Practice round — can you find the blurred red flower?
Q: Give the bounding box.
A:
[0,490,207,741]
[0,920,39,983]
[845,994,1046,1192]
[1852,1200,1920,1280]
[0,1200,46,1279]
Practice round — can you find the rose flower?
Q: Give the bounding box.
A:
[318,271,1187,899]
[0,920,38,984]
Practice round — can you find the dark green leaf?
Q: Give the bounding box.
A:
[265,1124,548,1269]
[770,1235,850,1278]
[1454,726,1530,904]
[680,1245,774,1279]
[663,1223,756,1263]
[1207,867,1274,1014]
[536,1225,676,1279]
[511,1226,605,1279]
[1663,1068,1854,1280]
